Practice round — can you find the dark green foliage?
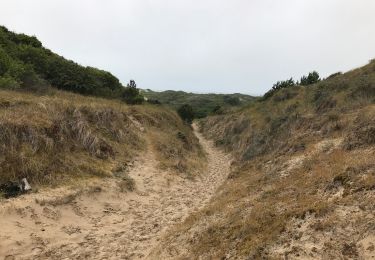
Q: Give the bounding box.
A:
[262,78,295,100]
[177,104,194,124]
[272,78,296,91]
[147,99,161,105]
[0,75,20,90]
[0,25,123,97]
[212,105,223,114]
[142,90,255,118]
[9,33,42,48]
[0,47,11,75]
[122,80,144,104]
[223,96,240,106]
[262,72,321,101]
[300,71,320,86]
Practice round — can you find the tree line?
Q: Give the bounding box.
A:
[262,71,321,100]
[0,25,143,104]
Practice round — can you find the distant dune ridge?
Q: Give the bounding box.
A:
[141,89,256,118]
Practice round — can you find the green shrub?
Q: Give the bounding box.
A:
[122,80,144,104]
[147,99,161,105]
[0,76,20,90]
[223,96,240,106]
[177,104,194,124]
[142,90,255,118]
[0,25,124,99]
[0,47,11,75]
[300,71,320,86]
[212,105,224,115]
[262,78,295,100]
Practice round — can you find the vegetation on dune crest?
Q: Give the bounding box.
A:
[300,71,321,86]
[157,60,375,259]
[0,25,206,197]
[263,71,321,100]
[141,89,256,118]
[122,80,144,105]
[0,25,144,103]
[0,89,204,194]
[1,23,374,259]
[177,104,194,124]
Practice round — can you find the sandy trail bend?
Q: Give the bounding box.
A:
[0,125,231,259]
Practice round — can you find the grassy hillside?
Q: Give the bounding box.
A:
[0,26,124,98]
[0,26,205,197]
[0,89,205,194]
[141,89,256,118]
[155,60,375,259]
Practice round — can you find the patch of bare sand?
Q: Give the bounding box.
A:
[0,123,231,259]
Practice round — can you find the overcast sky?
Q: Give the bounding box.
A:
[1,0,375,95]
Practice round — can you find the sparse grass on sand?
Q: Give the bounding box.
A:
[153,60,375,259]
[0,89,205,191]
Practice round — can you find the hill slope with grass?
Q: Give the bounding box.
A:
[0,26,206,192]
[141,89,256,118]
[153,60,375,259]
[0,89,205,193]
[0,25,127,98]
[0,27,221,259]
[1,25,374,260]
[0,88,237,259]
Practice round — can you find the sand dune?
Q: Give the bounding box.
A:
[0,125,231,259]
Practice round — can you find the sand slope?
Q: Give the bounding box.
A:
[0,124,231,259]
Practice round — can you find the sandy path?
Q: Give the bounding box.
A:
[0,124,231,260]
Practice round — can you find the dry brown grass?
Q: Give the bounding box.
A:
[0,89,205,191]
[118,174,136,192]
[149,127,206,177]
[156,61,375,259]
[157,138,374,258]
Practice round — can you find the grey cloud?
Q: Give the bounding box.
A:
[1,0,375,95]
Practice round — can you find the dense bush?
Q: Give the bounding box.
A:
[142,90,255,118]
[0,25,124,98]
[262,71,321,101]
[122,80,144,104]
[300,71,321,86]
[223,96,240,106]
[262,78,295,100]
[177,104,194,124]
[147,99,161,105]
[212,105,224,114]
[0,75,20,90]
